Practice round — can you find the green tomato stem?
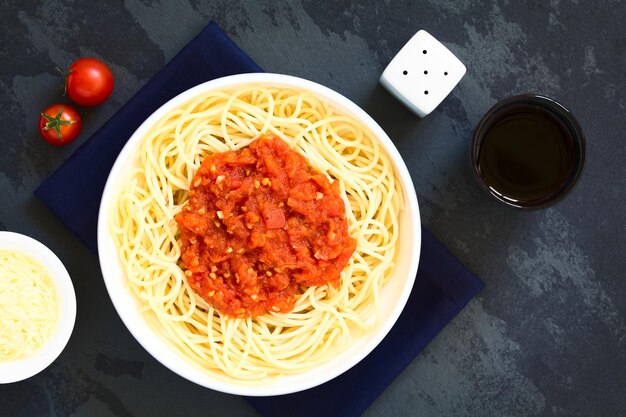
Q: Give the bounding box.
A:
[41,106,76,141]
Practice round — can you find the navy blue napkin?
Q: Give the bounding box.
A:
[35,21,484,417]
[248,227,483,417]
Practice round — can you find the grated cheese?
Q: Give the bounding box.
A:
[0,250,58,362]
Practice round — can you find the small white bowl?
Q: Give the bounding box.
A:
[0,231,77,384]
[98,73,421,396]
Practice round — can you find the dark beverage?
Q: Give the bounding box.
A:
[471,95,585,209]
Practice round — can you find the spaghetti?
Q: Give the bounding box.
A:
[111,85,401,382]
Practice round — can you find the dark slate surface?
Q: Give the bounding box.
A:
[1,1,625,416]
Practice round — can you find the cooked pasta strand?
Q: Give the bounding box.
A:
[110,86,402,382]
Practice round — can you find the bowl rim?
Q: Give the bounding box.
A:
[97,73,421,396]
[0,231,77,384]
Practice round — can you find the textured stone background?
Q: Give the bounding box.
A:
[1,1,625,416]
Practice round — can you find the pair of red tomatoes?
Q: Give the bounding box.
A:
[38,58,114,146]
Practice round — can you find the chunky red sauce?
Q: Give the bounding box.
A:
[176,135,356,317]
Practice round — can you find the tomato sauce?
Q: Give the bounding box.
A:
[176,135,356,317]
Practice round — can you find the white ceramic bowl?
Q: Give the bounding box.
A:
[97,73,421,396]
[0,231,76,384]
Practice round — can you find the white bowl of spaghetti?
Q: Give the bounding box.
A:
[98,73,421,396]
[0,231,76,384]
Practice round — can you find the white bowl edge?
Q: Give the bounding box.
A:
[97,73,421,396]
[0,231,77,384]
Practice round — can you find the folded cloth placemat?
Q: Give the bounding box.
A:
[35,21,484,417]
[247,227,484,417]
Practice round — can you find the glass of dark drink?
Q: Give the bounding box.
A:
[471,94,585,209]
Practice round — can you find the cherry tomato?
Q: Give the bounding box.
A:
[65,58,114,106]
[38,104,82,146]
